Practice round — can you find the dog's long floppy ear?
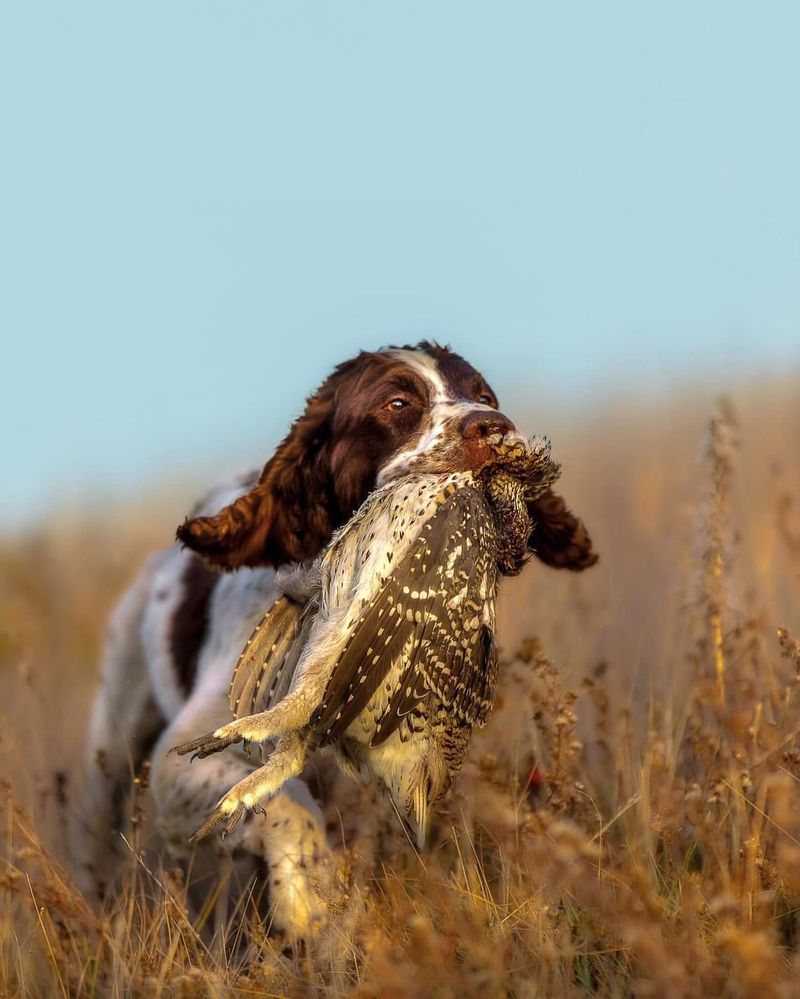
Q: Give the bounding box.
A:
[528,491,598,570]
[176,378,342,571]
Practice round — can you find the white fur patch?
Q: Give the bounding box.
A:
[386,348,449,403]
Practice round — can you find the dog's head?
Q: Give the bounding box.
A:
[177,342,597,572]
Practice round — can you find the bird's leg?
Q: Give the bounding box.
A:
[189,731,311,842]
[171,685,318,760]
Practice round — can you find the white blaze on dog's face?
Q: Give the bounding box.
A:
[374,348,516,485]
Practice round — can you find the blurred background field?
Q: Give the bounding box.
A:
[2,374,800,995]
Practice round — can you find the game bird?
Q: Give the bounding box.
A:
[173,433,560,846]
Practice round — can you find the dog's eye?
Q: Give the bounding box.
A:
[385,398,408,412]
[478,394,494,406]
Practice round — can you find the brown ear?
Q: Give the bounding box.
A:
[176,380,341,571]
[527,490,598,571]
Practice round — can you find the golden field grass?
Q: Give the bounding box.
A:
[2,379,800,997]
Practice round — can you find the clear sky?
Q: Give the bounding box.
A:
[2,2,799,526]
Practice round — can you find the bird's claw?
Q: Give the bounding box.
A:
[170,729,242,761]
[189,800,246,843]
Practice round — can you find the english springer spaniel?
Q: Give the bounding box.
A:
[76,342,596,936]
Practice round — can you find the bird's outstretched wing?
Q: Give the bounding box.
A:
[229,595,310,719]
[312,483,500,744]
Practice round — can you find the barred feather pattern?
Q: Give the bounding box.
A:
[177,436,560,847]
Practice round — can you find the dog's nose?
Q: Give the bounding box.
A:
[461,410,515,440]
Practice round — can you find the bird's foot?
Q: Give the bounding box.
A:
[171,707,292,762]
[170,729,243,761]
[189,799,248,842]
[188,731,310,843]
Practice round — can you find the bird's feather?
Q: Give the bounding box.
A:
[173,440,565,847]
[312,484,500,743]
[229,596,307,719]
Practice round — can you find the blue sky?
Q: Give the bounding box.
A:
[2,2,799,526]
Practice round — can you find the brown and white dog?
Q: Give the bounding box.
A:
[77,342,596,934]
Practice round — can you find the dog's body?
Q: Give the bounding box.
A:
[79,477,336,932]
[76,343,596,936]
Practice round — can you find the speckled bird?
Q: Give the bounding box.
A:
[174,433,560,846]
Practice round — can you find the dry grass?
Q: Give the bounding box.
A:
[2,380,800,997]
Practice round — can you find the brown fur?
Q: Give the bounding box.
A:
[176,354,380,569]
[169,555,220,693]
[528,490,598,570]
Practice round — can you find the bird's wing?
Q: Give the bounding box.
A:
[229,596,310,719]
[375,616,498,746]
[312,483,500,743]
